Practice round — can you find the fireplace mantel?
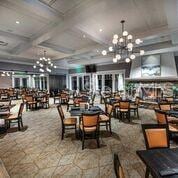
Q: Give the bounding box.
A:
[125,77,178,82]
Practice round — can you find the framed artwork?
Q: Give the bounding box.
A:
[141,55,161,77]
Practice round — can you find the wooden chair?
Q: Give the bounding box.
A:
[90,93,96,106]
[155,109,178,135]
[80,112,100,150]
[117,101,130,122]
[60,93,69,104]
[99,104,113,134]
[57,104,77,140]
[25,95,37,110]
[114,153,125,178]
[5,103,24,131]
[158,103,171,111]
[53,92,60,104]
[130,97,140,119]
[41,94,49,109]
[141,124,169,178]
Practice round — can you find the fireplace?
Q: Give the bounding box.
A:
[140,87,162,100]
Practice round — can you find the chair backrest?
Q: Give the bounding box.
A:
[135,97,140,105]
[115,95,121,100]
[166,97,174,102]
[142,124,169,149]
[57,104,65,123]
[107,104,113,116]
[79,101,88,109]
[159,103,171,111]
[61,93,68,99]
[154,109,168,124]
[114,154,125,178]
[18,103,24,118]
[82,112,99,128]
[25,95,34,102]
[119,101,130,109]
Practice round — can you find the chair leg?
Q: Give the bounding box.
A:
[145,167,150,178]
[96,134,100,148]
[109,121,112,134]
[82,133,85,150]
[137,108,139,119]
[61,127,64,140]
[106,122,108,131]
[18,120,21,131]
[75,124,77,139]
[20,119,23,128]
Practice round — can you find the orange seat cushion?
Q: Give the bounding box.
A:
[6,113,18,120]
[80,124,96,132]
[64,118,77,125]
[99,114,109,122]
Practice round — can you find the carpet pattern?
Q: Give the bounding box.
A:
[0,99,167,178]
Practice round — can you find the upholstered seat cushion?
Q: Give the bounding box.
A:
[64,118,77,125]
[99,114,109,121]
[130,104,137,109]
[80,124,97,132]
[118,109,129,112]
[167,116,178,123]
[27,101,37,104]
[169,124,178,133]
[6,113,18,120]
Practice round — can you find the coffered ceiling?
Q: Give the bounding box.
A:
[0,0,177,69]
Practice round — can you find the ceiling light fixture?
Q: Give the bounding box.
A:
[16,21,20,24]
[33,51,56,73]
[99,28,103,32]
[102,20,145,63]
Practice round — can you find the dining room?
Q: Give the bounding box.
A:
[1,0,178,178]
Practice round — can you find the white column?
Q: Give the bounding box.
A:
[66,74,69,89]
[102,74,104,91]
[46,75,49,92]
[95,74,98,91]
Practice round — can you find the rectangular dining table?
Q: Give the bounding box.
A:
[137,148,178,178]
[69,106,105,116]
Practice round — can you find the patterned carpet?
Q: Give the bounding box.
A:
[0,98,171,178]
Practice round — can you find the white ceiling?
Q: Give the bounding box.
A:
[0,0,177,69]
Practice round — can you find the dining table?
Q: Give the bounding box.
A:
[137,148,178,178]
[70,106,105,117]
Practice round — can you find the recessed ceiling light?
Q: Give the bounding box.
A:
[83,34,86,38]
[96,50,99,53]
[99,29,103,32]
[16,21,20,24]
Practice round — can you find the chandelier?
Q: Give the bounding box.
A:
[102,20,145,63]
[33,51,57,73]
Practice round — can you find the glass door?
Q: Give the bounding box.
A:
[79,76,83,91]
[104,74,112,91]
[84,75,90,90]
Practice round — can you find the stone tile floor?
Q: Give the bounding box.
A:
[0,99,174,178]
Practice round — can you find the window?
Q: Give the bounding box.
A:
[14,78,20,88]
[104,74,112,91]
[71,76,77,90]
[22,78,28,88]
[84,75,90,90]
[97,75,102,90]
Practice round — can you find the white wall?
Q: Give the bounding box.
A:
[130,52,177,78]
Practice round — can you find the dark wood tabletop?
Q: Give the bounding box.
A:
[70,106,104,116]
[137,148,178,178]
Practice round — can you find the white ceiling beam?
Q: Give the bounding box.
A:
[39,42,75,54]
[75,24,109,45]
[0,0,63,23]
[10,0,105,55]
[53,44,102,60]
[0,30,29,42]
